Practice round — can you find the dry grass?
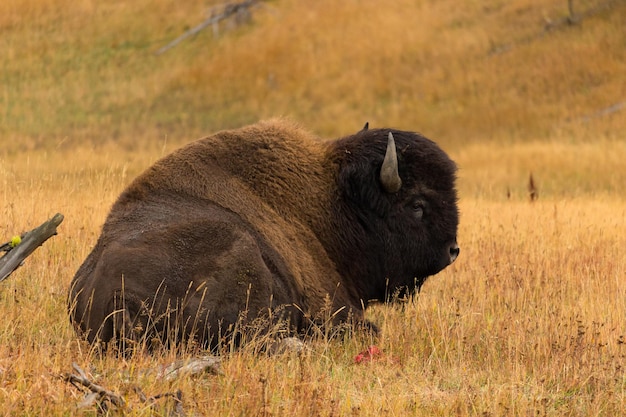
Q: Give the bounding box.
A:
[1,0,625,415]
[1,0,624,149]
[1,149,625,415]
[455,137,626,200]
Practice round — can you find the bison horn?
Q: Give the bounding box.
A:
[380,132,402,193]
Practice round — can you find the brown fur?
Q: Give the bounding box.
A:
[69,119,459,350]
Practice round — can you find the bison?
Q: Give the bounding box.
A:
[69,119,459,351]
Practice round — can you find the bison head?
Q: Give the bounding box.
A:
[331,128,459,301]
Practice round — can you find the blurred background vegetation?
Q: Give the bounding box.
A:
[1,0,624,197]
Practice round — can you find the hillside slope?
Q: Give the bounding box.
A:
[1,0,624,149]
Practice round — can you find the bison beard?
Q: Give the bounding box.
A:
[68,119,459,351]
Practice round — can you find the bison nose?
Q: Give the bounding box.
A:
[449,242,460,264]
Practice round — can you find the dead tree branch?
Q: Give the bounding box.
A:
[578,100,626,122]
[63,363,186,415]
[489,0,619,56]
[567,0,578,23]
[0,213,64,282]
[155,0,261,55]
[63,363,126,410]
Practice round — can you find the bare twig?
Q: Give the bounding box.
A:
[132,386,186,417]
[62,360,208,415]
[150,390,185,417]
[172,390,185,417]
[155,0,260,55]
[0,213,64,282]
[64,363,126,409]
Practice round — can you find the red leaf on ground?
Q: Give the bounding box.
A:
[354,345,382,364]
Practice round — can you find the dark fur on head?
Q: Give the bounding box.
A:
[328,128,458,300]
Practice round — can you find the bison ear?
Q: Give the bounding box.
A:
[380,132,402,193]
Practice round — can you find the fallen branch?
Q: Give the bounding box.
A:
[63,363,186,415]
[155,0,260,55]
[489,0,619,56]
[0,213,64,282]
[64,363,126,410]
[578,100,626,122]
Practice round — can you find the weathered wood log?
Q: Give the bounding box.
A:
[155,0,260,55]
[0,213,64,282]
[156,355,223,380]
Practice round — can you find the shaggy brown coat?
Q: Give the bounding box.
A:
[69,119,459,350]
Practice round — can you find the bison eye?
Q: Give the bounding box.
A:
[411,202,424,219]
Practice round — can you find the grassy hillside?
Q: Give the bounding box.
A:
[1,0,624,150]
[0,0,625,415]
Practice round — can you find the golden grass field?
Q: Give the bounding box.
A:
[1,0,625,415]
